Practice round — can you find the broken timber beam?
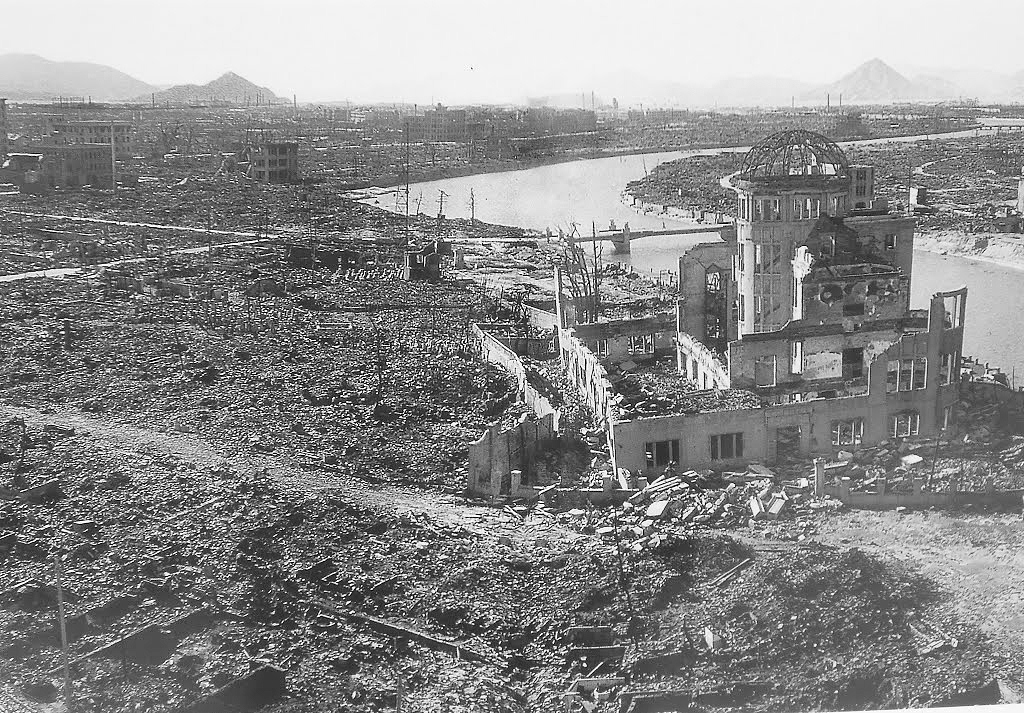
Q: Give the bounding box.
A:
[313,598,490,663]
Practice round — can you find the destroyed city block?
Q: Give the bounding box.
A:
[2,62,1024,713]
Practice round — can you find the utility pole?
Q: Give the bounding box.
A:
[437,190,447,219]
[469,188,475,223]
[55,554,73,711]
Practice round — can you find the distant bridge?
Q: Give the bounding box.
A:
[567,222,736,254]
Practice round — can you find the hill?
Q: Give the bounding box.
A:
[143,72,279,106]
[806,58,924,103]
[0,53,155,101]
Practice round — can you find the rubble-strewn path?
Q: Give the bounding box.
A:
[0,402,566,543]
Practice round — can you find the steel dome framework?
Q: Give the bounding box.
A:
[739,129,849,179]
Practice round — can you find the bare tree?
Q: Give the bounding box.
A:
[559,223,603,324]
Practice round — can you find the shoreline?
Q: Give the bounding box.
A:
[345,126,982,192]
[913,231,1024,272]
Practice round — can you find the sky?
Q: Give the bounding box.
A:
[3,0,1023,104]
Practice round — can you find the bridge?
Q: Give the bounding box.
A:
[567,222,736,254]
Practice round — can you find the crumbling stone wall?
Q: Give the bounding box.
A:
[558,327,616,426]
[471,324,558,422]
[676,331,730,389]
[467,412,556,497]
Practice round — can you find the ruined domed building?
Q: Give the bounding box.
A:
[556,129,967,476]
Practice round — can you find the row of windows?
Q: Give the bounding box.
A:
[886,357,927,392]
[831,412,922,445]
[594,334,656,357]
[646,408,937,468]
[738,196,851,222]
[645,433,744,468]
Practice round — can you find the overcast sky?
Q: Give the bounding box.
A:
[5,0,1023,104]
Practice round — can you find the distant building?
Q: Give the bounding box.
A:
[36,144,112,188]
[0,98,8,162]
[522,108,597,135]
[1018,168,1024,216]
[47,119,135,159]
[407,105,468,143]
[249,141,299,183]
[0,153,44,191]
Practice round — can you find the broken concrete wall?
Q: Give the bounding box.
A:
[558,327,616,426]
[825,476,1024,510]
[676,331,730,390]
[801,270,909,327]
[571,313,676,363]
[845,213,915,278]
[728,324,902,394]
[471,323,558,422]
[523,304,559,331]
[677,241,737,345]
[467,412,557,497]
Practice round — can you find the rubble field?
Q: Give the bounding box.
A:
[0,188,1022,711]
[0,418,1009,713]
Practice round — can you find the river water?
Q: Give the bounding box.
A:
[390,127,1024,379]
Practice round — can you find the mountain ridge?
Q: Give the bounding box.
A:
[140,71,280,105]
[0,53,155,101]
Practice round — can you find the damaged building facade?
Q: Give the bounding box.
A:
[559,129,966,477]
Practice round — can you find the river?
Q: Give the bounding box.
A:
[386,127,1023,380]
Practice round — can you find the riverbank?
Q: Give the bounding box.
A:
[915,230,1024,271]
[346,126,986,192]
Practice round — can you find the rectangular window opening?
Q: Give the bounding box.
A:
[710,433,744,461]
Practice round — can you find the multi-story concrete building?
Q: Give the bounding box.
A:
[33,144,113,188]
[249,141,299,183]
[48,119,135,159]
[557,129,966,477]
[407,105,469,143]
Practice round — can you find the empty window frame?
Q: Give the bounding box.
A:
[754,243,783,274]
[710,432,744,460]
[942,293,964,329]
[842,302,865,317]
[939,352,958,385]
[885,233,898,250]
[645,439,680,469]
[842,347,864,379]
[627,334,655,355]
[891,411,921,438]
[831,418,864,446]
[886,357,927,392]
[595,338,609,357]
[791,340,804,374]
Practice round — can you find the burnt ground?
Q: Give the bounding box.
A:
[0,194,1020,711]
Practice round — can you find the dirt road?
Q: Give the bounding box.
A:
[0,402,568,543]
[814,508,1024,674]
